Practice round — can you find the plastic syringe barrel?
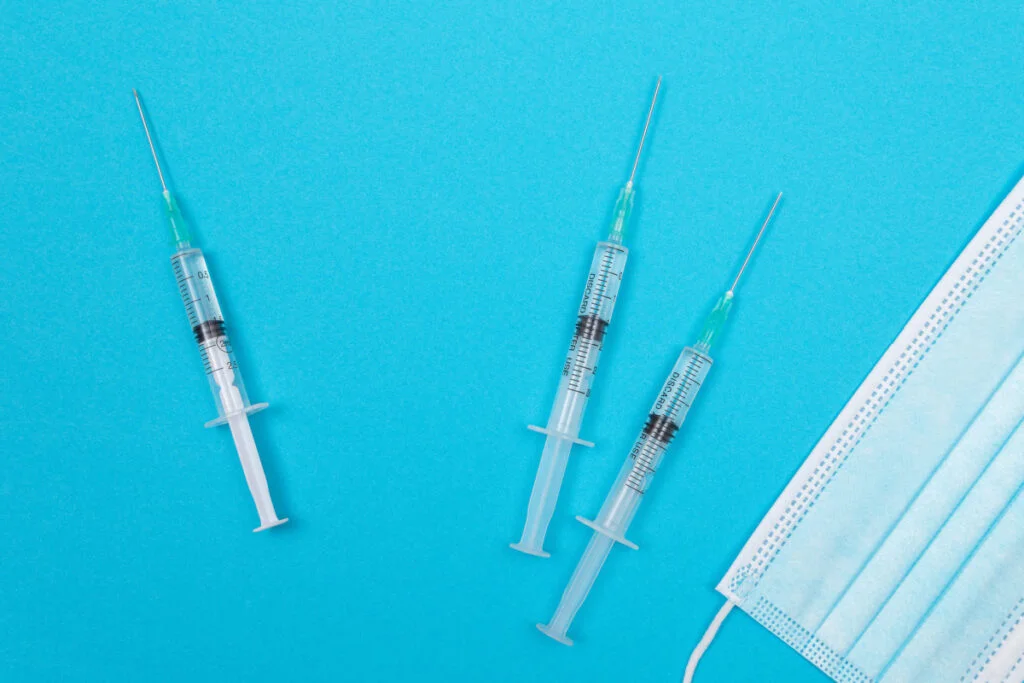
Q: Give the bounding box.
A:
[539,346,712,644]
[170,244,286,532]
[548,239,629,433]
[171,248,260,422]
[592,346,711,535]
[513,239,628,557]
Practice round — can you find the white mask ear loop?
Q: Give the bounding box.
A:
[682,600,736,682]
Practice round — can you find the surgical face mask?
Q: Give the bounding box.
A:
[684,175,1024,683]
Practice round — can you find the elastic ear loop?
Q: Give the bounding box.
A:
[682,600,736,683]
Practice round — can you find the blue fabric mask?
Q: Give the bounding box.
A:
[686,176,1024,682]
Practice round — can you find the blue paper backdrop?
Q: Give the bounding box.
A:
[2,1,1022,681]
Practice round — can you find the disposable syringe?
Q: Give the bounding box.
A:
[538,193,783,644]
[133,91,288,532]
[511,78,662,558]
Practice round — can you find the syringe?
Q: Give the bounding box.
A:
[511,78,662,558]
[133,91,288,532]
[538,193,783,644]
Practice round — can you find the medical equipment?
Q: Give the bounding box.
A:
[539,194,783,644]
[685,176,1024,682]
[133,90,288,532]
[511,78,662,558]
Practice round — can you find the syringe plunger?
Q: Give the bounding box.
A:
[228,411,287,531]
[537,533,614,645]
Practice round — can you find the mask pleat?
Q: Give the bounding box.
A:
[713,180,1024,683]
[750,230,1024,646]
[877,479,1024,680]
[814,350,1024,656]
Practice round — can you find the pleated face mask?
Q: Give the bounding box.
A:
[684,176,1024,683]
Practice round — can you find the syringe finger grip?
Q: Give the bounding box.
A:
[577,516,639,550]
[527,424,595,448]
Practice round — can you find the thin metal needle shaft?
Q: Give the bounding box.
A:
[628,76,662,185]
[729,192,783,294]
[133,89,167,192]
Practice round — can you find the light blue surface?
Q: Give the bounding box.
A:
[1,2,1022,681]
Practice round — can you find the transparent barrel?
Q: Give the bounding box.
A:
[544,240,629,435]
[513,241,629,557]
[591,346,712,542]
[171,248,262,425]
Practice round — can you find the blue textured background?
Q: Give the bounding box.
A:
[2,2,1022,681]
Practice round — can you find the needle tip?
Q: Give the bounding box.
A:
[133,91,168,192]
[627,78,662,184]
[729,193,784,293]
